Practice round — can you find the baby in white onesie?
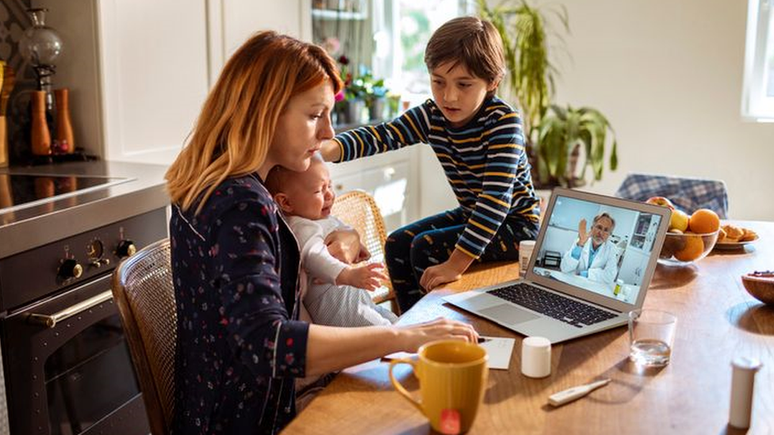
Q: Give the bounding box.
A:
[265,154,397,327]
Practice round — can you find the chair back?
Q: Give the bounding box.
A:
[615,172,729,218]
[331,190,399,314]
[111,239,176,435]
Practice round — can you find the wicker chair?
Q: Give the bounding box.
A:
[112,239,176,435]
[331,190,400,315]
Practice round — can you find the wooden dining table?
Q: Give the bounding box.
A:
[282,221,774,435]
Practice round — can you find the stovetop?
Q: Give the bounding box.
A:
[0,161,170,259]
[0,174,132,214]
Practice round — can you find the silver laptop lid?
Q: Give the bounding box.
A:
[525,187,672,314]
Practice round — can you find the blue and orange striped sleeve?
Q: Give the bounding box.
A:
[332,103,431,162]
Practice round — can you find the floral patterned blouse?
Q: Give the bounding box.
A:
[169,174,309,434]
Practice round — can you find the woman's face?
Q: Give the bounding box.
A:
[265,80,336,175]
[430,62,496,128]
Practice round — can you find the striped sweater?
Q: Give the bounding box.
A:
[333,96,540,259]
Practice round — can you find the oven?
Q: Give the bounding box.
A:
[0,206,167,435]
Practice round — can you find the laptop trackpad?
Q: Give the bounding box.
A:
[480,304,540,325]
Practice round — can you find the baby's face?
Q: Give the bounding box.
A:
[283,161,335,220]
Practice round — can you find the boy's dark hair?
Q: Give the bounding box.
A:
[424,16,505,97]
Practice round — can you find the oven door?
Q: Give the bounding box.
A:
[3,274,150,435]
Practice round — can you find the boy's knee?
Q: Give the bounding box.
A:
[385,228,414,253]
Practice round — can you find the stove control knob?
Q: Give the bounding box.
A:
[58,259,83,280]
[116,240,137,258]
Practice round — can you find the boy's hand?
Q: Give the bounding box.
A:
[419,262,464,292]
[419,250,474,291]
[336,263,388,291]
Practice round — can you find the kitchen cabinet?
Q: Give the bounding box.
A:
[43,0,209,164]
[42,0,306,165]
[327,146,419,232]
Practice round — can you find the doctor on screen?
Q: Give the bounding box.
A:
[560,213,620,283]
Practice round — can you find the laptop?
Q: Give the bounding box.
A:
[444,187,672,344]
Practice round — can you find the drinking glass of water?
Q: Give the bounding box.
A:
[628,309,677,367]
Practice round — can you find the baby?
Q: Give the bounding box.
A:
[265,154,398,327]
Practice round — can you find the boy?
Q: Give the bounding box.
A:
[265,155,397,327]
[321,16,540,312]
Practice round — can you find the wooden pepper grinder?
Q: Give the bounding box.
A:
[31,90,51,156]
[54,88,74,154]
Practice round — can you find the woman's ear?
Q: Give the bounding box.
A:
[273,193,294,214]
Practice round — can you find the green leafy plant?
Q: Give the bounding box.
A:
[478,0,565,137]
[535,105,618,187]
[478,0,618,188]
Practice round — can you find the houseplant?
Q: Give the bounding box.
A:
[535,105,617,187]
[477,0,617,188]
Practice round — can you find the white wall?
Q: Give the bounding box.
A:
[421,0,774,220]
[546,0,774,220]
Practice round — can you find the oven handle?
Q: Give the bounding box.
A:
[27,290,113,328]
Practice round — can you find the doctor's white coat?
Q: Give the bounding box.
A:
[560,239,620,284]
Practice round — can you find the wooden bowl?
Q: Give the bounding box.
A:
[741,271,774,305]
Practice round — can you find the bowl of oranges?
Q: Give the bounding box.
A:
[645,198,721,266]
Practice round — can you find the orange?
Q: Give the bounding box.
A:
[689,209,720,234]
[674,233,704,261]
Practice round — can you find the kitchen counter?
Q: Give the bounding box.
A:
[0,161,169,258]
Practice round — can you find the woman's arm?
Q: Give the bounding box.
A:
[305,317,479,376]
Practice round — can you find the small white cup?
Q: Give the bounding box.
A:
[519,240,536,275]
[521,336,551,378]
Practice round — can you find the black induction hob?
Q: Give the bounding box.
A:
[0,173,132,213]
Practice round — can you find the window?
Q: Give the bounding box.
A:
[742,0,774,121]
[378,0,475,105]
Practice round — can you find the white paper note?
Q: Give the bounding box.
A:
[479,336,515,370]
[382,336,515,371]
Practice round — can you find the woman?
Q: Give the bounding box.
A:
[164,31,478,435]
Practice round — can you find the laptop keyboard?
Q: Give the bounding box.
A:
[489,283,617,328]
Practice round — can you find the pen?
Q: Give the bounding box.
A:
[477,337,491,344]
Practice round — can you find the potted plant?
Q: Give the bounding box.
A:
[535,105,618,187]
[359,70,388,120]
[478,0,618,188]
[335,55,366,124]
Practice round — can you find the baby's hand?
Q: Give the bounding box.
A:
[336,263,388,291]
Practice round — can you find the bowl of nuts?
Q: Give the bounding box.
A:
[741,271,774,305]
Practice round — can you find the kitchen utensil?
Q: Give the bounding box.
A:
[0,64,14,116]
[54,88,74,153]
[0,62,12,167]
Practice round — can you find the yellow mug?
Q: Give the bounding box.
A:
[389,340,488,433]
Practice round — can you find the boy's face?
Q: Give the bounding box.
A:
[430,62,496,128]
[276,160,336,220]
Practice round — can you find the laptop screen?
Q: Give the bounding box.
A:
[531,193,664,305]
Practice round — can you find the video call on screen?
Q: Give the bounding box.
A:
[531,196,663,304]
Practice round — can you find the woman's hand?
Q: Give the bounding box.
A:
[325,229,362,264]
[397,318,479,353]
